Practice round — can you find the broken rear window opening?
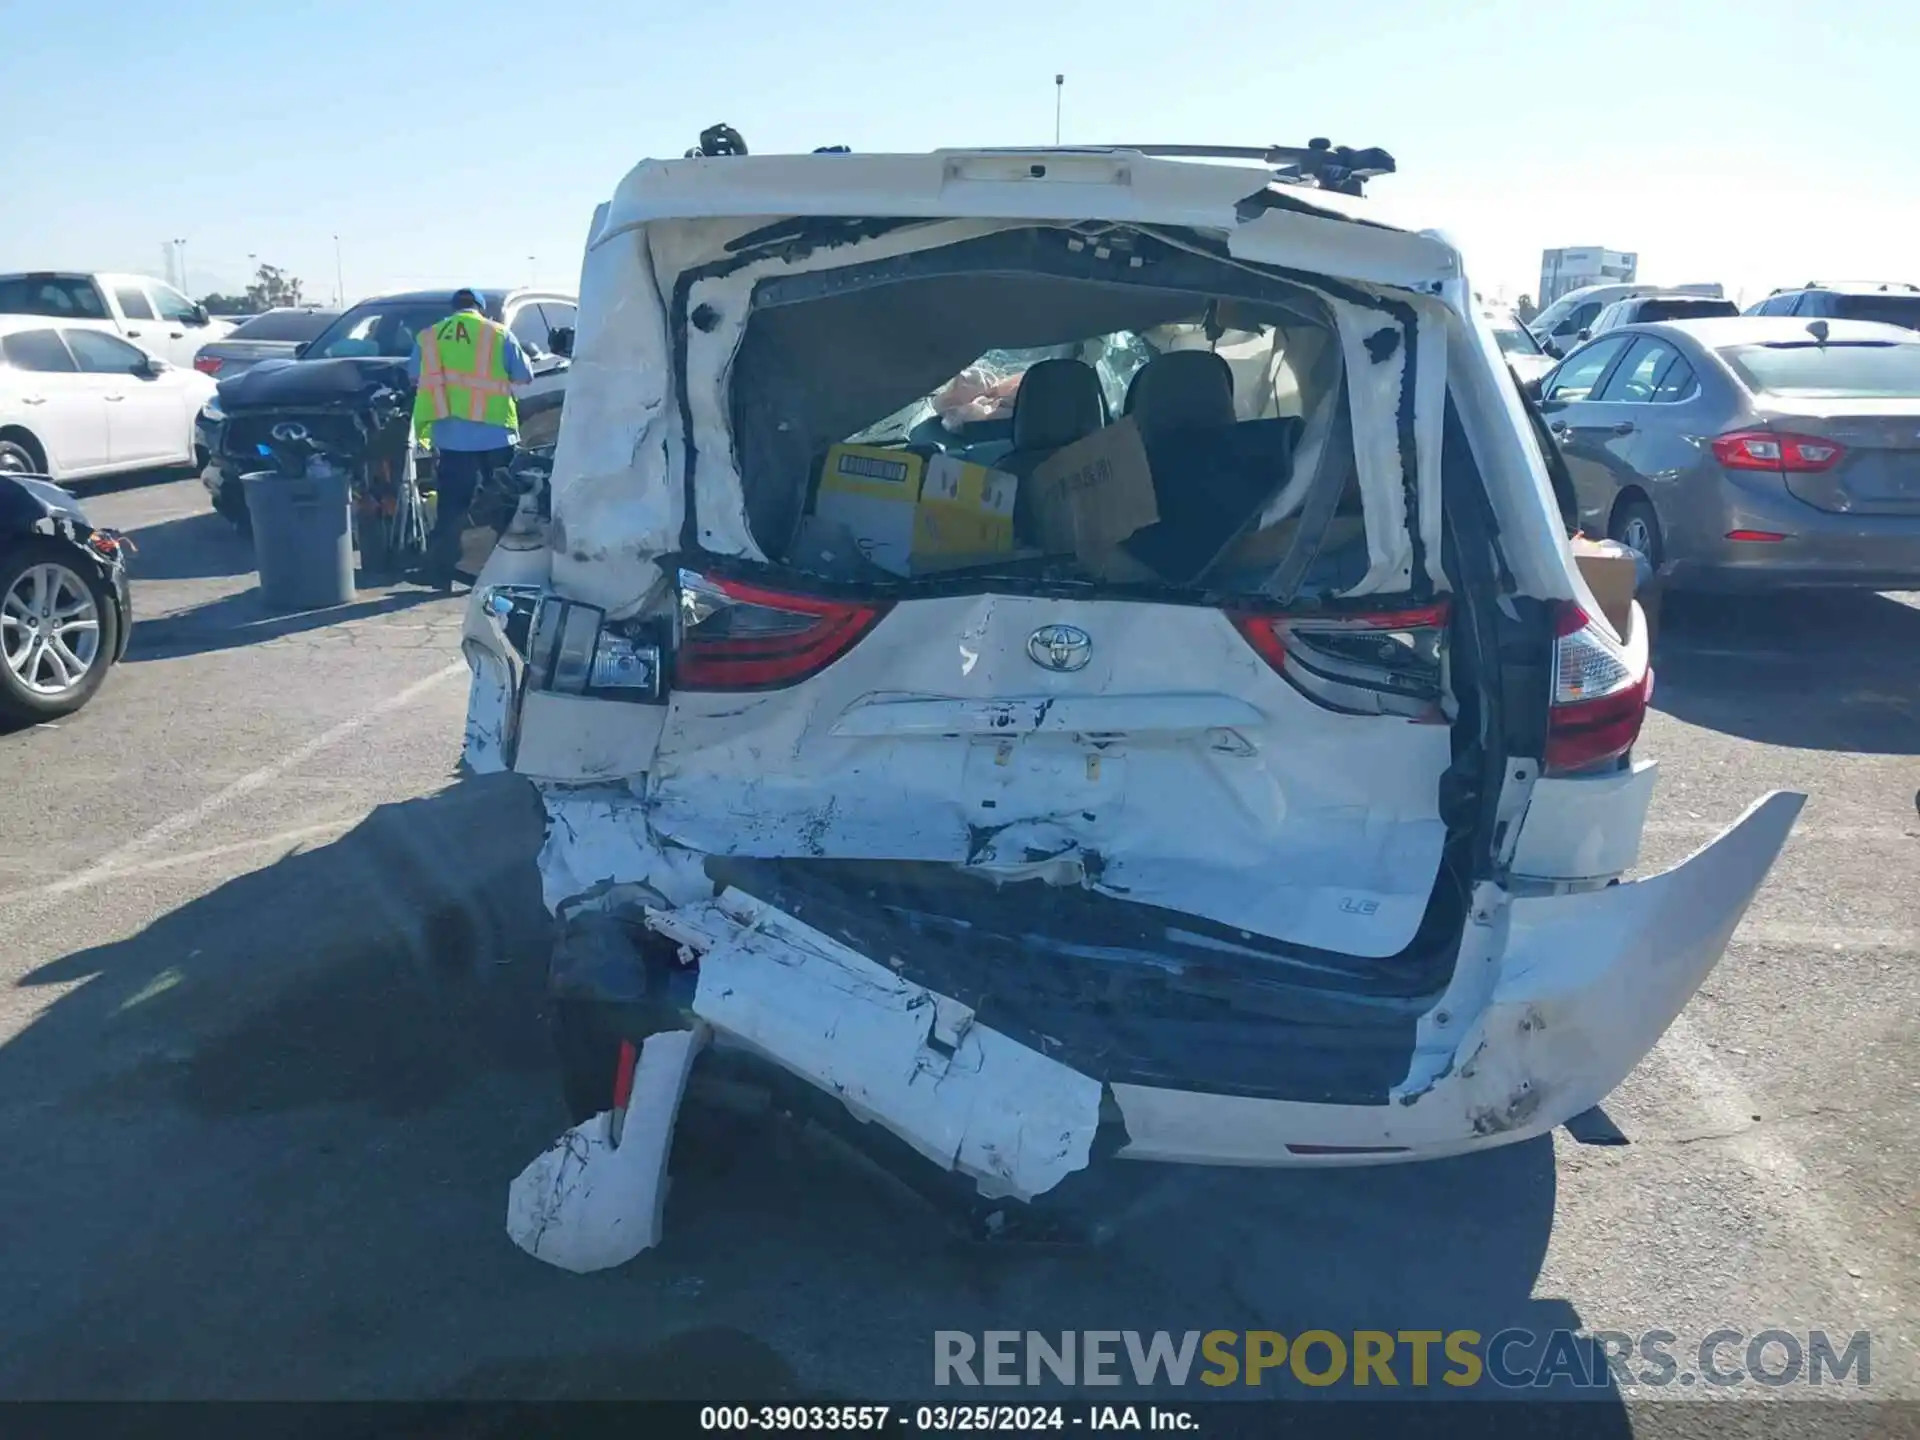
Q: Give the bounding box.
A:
[638,216,1506,1022]
[706,224,1404,606]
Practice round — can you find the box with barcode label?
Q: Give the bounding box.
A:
[814,444,929,576]
[813,445,1015,576]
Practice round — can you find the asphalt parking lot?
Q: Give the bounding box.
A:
[0,471,1914,1408]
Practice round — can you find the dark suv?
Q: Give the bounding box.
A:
[1745,281,1920,330]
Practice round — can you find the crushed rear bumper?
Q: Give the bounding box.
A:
[637,791,1800,1188]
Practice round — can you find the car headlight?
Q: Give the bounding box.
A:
[200,395,224,422]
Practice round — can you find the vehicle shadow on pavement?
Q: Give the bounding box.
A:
[121,509,258,581]
[1651,590,1920,754]
[0,772,1621,1418]
[126,585,445,661]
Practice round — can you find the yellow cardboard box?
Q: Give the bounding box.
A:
[814,444,1015,576]
[913,454,1016,571]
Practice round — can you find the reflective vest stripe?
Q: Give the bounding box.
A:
[419,327,452,420]
[466,324,496,421]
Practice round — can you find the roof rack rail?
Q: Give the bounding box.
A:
[1099,138,1396,195]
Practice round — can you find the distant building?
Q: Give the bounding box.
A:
[1539,247,1638,306]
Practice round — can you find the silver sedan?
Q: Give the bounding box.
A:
[191,306,339,379]
[1535,315,1920,591]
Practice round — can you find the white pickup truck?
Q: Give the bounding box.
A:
[0,271,234,370]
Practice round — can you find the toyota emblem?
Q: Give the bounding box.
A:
[270,422,310,442]
[1027,624,1092,672]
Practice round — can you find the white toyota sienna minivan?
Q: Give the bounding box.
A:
[461,140,1801,1207]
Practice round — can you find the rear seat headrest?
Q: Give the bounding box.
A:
[1125,350,1236,436]
[1009,358,1106,453]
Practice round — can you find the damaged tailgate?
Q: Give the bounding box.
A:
[648,889,1103,1200]
[645,793,1801,1182]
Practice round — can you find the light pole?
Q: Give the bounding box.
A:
[333,235,345,308]
[529,255,537,287]
[1054,75,1064,145]
[172,237,188,293]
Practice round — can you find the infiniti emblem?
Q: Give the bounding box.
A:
[1028,624,1092,672]
[270,422,310,442]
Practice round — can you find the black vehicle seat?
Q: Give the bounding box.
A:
[1000,359,1107,546]
[1001,358,1106,476]
[1121,350,1308,584]
[1123,349,1236,438]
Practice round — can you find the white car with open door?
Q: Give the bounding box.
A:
[0,318,215,482]
[461,140,1801,1218]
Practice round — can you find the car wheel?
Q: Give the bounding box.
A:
[0,439,42,477]
[1611,497,1664,571]
[0,539,118,725]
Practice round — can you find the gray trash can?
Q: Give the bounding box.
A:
[241,469,357,610]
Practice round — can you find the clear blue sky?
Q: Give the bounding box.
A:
[3,0,1913,307]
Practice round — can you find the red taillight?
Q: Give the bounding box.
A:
[1229,613,1290,670]
[1725,529,1789,543]
[1710,429,1844,473]
[193,355,223,375]
[1545,602,1651,775]
[674,570,889,691]
[1229,602,1451,673]
[1230,602,1451,721]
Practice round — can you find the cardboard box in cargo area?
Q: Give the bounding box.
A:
[1028,418,1161,579]
[1570,535,1639,635]
[812,445,1016,576]
[913,453,1017,573]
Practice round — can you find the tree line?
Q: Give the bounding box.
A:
[198,262,308,315]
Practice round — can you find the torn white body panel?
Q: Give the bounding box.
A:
[459,531,555,774]
[513,691,665,783]
[546,202,682,620]
[461,649,513,776]
[506,1026,704,1273]
[1440,275,1585,605]
[646,595,1453,958]
[1110,791,1803,1164]
[534,782,713,917]
[1511,760,1659,883]
[650,889,1103,1201]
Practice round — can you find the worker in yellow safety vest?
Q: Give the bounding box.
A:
[407,289,533,591]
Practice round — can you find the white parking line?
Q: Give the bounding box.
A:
[1733,921,1918,953]
[0,661,463,939]
[1643,821,1912,842]
[0,820,359,907]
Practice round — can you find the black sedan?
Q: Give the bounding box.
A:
[0,473,132,724]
